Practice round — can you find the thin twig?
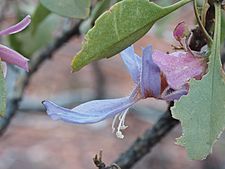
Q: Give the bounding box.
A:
[94,151,121,169]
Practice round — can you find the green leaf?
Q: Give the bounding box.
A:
[8,14,62,57]
[40,0,90,18]
[172,3,225,159]
[72,0,191,71]
[0,62,6,116]
[31,3,51,34]
[80,0,111,34]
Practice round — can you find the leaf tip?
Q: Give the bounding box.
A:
[71,53,84,72]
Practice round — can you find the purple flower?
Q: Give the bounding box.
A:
[0,15,31,77]
[43,45,188,138]
[152,50,206,90]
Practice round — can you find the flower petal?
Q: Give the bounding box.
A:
[152,50,205,89]
[161,86,188,101]
[120,46,141,84]
[0,44,29,71]
[1,61,7,78]
[141,45,161,98]
[43,96,137,124]
[0,15,31,36]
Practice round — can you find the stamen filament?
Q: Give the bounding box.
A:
[116,108,129,139]
[112,114,119,133]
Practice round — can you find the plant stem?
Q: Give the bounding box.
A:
[213,0,221,56]
[193,0,213,46]
[201,0,209,26]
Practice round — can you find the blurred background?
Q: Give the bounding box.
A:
[0,0,225,169]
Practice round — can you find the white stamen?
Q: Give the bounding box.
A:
[115,108,129,139]
[116,131,124,139]
[112,114,119,133]
[119,109,128,130]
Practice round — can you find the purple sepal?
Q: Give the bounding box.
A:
[120,46,141,84]
[0,44,29,71]
[161,86,188,101]
[141,45,161,98]
[0,15,31,36]
[43,96,137,124]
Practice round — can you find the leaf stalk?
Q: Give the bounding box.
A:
[193,0,213,46]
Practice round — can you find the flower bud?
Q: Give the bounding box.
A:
[173,21,189,41]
